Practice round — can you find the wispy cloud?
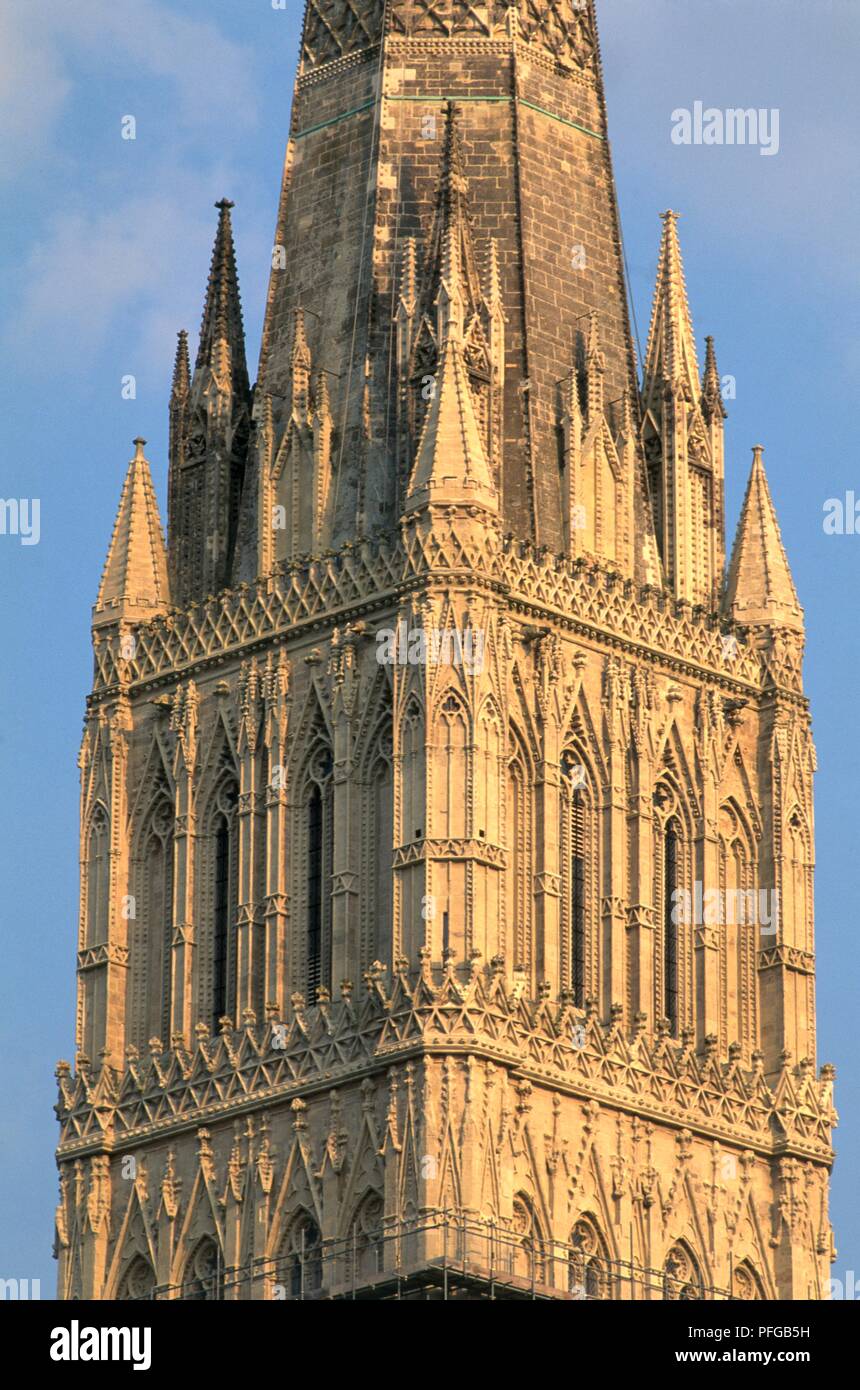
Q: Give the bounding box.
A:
[0,3,71,181]
[50,0,259,133]
[0,0,258,184]
[0,0,266,378]
[2,176,246,379]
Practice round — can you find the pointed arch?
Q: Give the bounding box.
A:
[117,1254,156,1301]
[719,799,758,1057]
[784,803,811,951]
[346,1191,384,1287]
[476,697,503,846]
[663,1240,704,1301]
[181,1235,223,1301]
[506,723,534,975]
[508,1190,546,1283]
[560,745,599,1005]
[653,773,694,1036]
[81,800,111,1058]
[198,771,239,1032]
[398,694,425,847]
[277,1209,323,1298]
[436,689,468,841]
[732,1260,765,1300]
[296,735,334,1000]
[129,790,175,1051]
[360,716,394,973]
[84,802,110,950]
[569,1214,612,1300]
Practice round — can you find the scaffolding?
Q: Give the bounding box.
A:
[130,1212,739,1302]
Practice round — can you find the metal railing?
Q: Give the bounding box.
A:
[123,1211,739,1301]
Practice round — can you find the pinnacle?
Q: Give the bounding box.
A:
[643,210,699,399]
[195,199,249,394]
[418,102,483,330]
[405,328,497,517]
[95,440,170,619]
[724,446,803,632]
[702,335,726,420]
[171,330,190,401]
[290,307,311,369]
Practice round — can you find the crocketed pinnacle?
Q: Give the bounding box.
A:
[702,335,726,421]
[196,199,249,396]
[643,211,700,401]
[171,330,190,403]
[96,439,170,618]
[724,446,803,631]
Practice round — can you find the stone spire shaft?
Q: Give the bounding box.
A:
[256,0,639,556]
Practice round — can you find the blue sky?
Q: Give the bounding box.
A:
[1,0,857,1294]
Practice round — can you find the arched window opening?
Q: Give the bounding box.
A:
[561,753,591,1004]
[787,809,808,946]
[509,1192,545,1283]
[439,694,468,841]
[732,1262,764,1300]
[86,806,110,948]
[663,1243,703,1301]
[348,1194,384,1286]
[569,1217,610,1300]
[571,788,586,1006]
[211,779,238,1032]
[146,798,174,1046]
[506,732,533,972]
[307,784,323,998]
[367,739,393,969]
[183,1238,223,1301]
[305,745,333,1001]
[664,818,679,1034]
[213,818,230,1028]
[118,1255,156,1301]
[400,700,424,845]
[281,1214,323,1299]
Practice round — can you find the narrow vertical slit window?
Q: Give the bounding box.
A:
[572,788,586,1007]
[213,817,230,1031]
[664,819,678,1033]
[307,785,323,999]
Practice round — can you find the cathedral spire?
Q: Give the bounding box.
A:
[95,438,169,625]
[724,446,803,631]
[196,199,249,396]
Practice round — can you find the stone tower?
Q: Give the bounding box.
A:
[55,0,836,1301]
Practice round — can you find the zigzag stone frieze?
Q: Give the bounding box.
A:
[299,0,597,74]
[91,531,767,696]
[56,960,835,1158]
